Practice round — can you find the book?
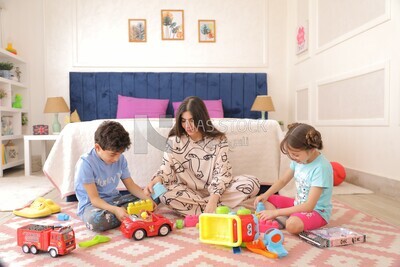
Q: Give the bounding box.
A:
[299,227,366,248]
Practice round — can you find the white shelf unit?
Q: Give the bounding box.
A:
[0,48,29,176]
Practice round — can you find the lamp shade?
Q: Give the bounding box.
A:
[44,97,70,113]
[251,95,275,112]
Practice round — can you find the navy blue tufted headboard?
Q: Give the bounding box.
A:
[69,72,267,121]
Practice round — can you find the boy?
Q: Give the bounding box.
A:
[74,120,153,231]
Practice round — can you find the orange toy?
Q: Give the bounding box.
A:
[245,239,278,259]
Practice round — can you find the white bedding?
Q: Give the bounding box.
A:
[43,118,283,199]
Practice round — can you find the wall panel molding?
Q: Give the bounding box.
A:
[316,0,390,53]
[316,62,389,126]
[295,86,310,122]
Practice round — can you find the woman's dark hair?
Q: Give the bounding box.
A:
[280,123,323,155]
[95,121,131,152]
[169,96,225,139]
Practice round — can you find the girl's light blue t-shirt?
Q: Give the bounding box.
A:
[74,148,131,217]
[290,153,333,222]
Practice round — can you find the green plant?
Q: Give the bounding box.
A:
[0,88,7,99]
[0,62,14,70]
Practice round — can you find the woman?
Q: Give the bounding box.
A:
[144,96,260,215]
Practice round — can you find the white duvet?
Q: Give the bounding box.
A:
[43,118,282,199]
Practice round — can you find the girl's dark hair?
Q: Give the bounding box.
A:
[280,123,323,155]
[169,96,225,139]
[95,121,131,152]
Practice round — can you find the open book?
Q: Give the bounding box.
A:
[299,227,366,248]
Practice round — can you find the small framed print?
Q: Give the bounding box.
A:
[128,19,147,42]
[161,10,184,40]
[198,20,216,43]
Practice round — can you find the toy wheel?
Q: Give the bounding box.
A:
[158,224,171,236]
[30,245,38,254]
[133,229,146,241]
[49,248,58,258]
[22,245,30,254]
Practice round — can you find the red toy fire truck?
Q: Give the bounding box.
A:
[17,224,76,257]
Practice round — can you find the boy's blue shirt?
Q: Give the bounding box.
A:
[74,148,131,217]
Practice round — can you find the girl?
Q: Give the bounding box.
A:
[254,123,333,234]
[144,96,260,215]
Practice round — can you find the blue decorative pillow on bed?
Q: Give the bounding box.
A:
[116,95,169,119]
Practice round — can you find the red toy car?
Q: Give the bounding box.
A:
[120,211,173,240]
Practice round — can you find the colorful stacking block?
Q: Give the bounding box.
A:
[184,215,199,227]
[127,199,154,215]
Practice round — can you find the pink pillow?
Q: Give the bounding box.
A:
[116,95,169,118]
[172,99,224,118]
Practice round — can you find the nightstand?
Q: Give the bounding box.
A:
[24,135,58,176]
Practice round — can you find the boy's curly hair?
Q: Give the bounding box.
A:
[94,121,131,152]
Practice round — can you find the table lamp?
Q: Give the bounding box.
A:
[251,95,275,120]
[44,97,70,134]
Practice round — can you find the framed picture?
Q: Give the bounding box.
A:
[296,20,308,54]
[198,20,216,42]
[128,19,147,42]
[161,10,184,40]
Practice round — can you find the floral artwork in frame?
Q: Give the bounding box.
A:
[198,20,216,43]
[128,19,146,42]
[296,20,308,54]
[161,10,184,40]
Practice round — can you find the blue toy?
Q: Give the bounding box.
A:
[232,246,242,254]
[256,202,266,213]
[263,228,288,258]
[57,213,70,221]
[151,182,167,200]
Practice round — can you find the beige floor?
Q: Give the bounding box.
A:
[1,169,400,227]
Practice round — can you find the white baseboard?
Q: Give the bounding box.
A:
[345,168,400,201]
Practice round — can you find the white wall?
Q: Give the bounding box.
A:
[287,0,400,184]
[0,0,288,154]
[42,0,288,127]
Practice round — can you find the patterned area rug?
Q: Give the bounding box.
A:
[0,200,399,267]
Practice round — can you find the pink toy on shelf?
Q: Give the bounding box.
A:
[184,215,199,227]
[259,220,279,233]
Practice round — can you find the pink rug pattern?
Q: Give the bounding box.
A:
[0,200,399,267]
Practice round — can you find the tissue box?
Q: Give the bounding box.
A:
[33,125,49,135]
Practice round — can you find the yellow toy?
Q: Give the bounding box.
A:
[5,43,17,54]
[127,199,153,215]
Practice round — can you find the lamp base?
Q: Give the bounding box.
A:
[261,111,266,120]
[52,113,61,134]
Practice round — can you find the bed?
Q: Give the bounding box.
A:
[43,72,283,199]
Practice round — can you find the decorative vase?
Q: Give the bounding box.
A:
[0,70,11,79]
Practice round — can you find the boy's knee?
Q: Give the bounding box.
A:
[84,213,120,232]
[285,216,304,235]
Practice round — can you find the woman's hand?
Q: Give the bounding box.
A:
[144,177,163,196]
[204,194,220,213]
[257,209,279,221]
